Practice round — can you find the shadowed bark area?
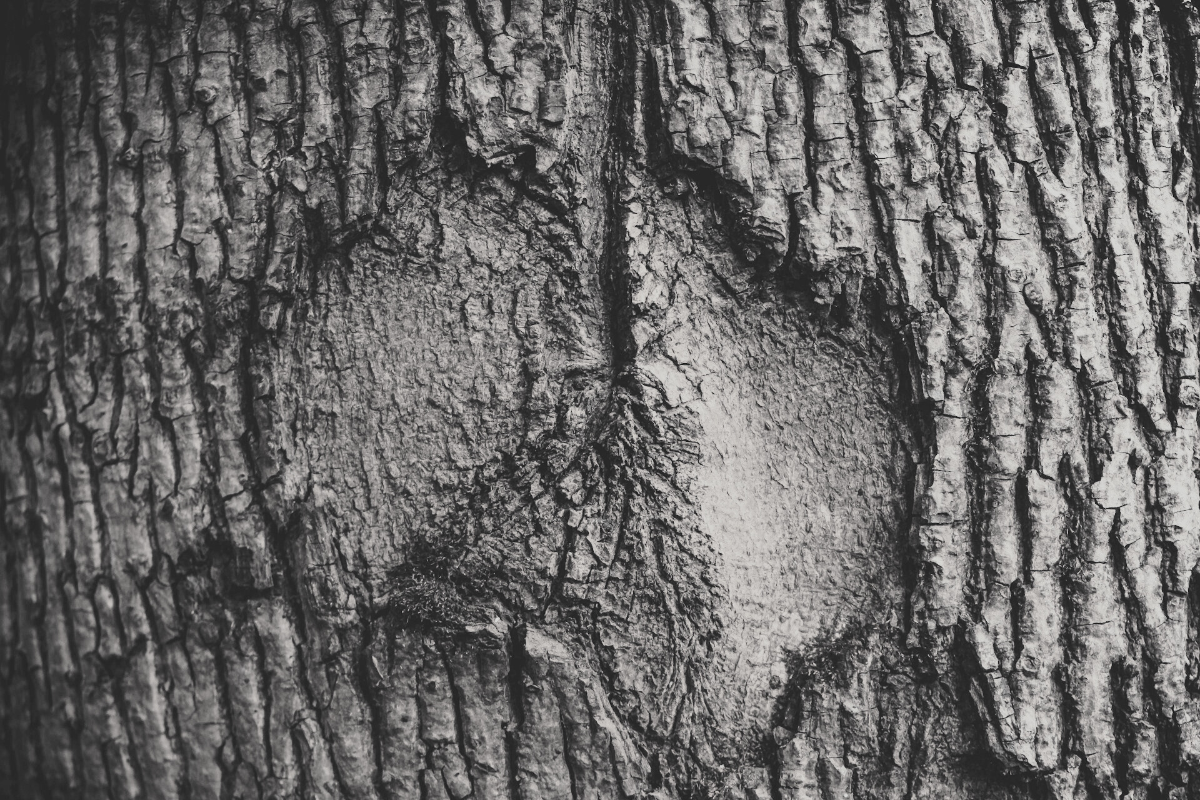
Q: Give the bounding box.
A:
[3,0,1200,798]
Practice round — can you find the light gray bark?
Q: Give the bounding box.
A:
[2,0,1200,798]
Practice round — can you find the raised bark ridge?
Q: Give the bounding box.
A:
[3,0,1200,798]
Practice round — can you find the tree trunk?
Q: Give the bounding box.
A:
[3,0,1200,797]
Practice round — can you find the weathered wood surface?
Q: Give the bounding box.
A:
[3,0,1200,797]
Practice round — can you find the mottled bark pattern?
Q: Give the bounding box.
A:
[3,0,1200,798]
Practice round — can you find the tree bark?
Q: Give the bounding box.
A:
[3,0,1200,797]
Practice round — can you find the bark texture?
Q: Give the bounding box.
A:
[3,0,1200,798]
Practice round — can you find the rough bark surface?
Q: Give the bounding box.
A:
[4,0,1200,798]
